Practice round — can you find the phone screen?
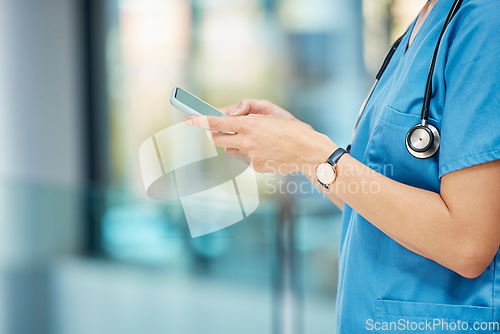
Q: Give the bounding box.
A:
[175,88,225,117]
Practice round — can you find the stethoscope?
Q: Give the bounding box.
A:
[347,0,463,159]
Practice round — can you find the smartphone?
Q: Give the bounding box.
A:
[170,87,228,117]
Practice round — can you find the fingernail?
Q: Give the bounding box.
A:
[184,117,194,126]
[230,107,240,116]
[207,131,214,144]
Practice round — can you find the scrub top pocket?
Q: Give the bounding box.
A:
[374,299,494,334]
[364,105,441,193]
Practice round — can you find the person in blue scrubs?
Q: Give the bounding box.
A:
[185,0,500,332]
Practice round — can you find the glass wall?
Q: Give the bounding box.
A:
[89,1,426,333]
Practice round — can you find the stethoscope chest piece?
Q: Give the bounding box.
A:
[348,0,462,160]
[405,123,440,159]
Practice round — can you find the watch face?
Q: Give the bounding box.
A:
[316,163,336,185]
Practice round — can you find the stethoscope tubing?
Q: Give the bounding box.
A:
[347,0,463,158]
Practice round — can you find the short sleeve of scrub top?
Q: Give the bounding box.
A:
[438,3,500,177]
[336,0,500,333]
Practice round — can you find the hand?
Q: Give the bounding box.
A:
[184,114,337,174]
[216,99,313,162]
[219,98,298,121]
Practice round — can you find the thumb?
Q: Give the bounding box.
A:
[218,104,237,116]
[230,99,253,116]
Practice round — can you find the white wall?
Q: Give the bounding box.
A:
[0,1,83,186]
[0,1,83,333]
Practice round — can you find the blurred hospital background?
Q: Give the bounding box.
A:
[0,0,425,333]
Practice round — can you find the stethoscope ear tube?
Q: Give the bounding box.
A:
[421,0,464,121]
[347,0,463,159]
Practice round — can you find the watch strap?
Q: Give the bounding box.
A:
[317,179,327,189]
[326,147,347,167]
[316,147,347,190]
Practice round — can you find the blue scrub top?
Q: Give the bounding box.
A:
[337,0,500,333]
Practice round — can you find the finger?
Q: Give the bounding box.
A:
[218,104,237,116]
[206,129,214,144]
[225,148,251,164]
[185,115,240,132]
[225,147,240,154]
[210,131,241,149]
[207,130,237,146]
[231,98,252,116]
[231,98,266,116]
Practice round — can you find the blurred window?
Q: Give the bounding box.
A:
[92,0,425,333]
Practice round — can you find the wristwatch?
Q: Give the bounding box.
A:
[315,147,347,189]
